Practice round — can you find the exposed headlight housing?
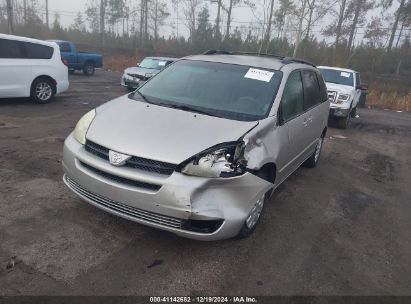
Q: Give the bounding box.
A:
[180,142,247,178]
[73,109,96,145]
[337,93,351,103]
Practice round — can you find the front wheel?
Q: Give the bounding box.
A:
[83,62,95,76]
[337,115,350,129]
[350,106,357,118]
[31,78,55,104]
[237,191,268,239]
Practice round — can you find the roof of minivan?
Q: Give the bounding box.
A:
[0,34,57,47]
[318,66,357,73]
[184,54,311,71]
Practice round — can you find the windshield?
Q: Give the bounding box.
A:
[139,58,169,70]
[132,60,283,121]
[319,68,354,87]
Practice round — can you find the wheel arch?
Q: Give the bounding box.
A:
[252,162,277,185]
[31,75,57,94]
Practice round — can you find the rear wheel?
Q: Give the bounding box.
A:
[31,78,55,104]
[83,62,95,76]
[304,135,324,168]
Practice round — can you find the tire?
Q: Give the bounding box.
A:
[83,62,95,76]
[69,69,75,75]
[350,106,357,118]
[337,115,350,129]
[237,172,271,239]
[126,86,135,91]
[31,78,55,104]
[304,135,325,168]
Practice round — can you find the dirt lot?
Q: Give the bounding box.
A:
[1,71,410,296]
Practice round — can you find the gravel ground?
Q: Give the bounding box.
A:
[0,70,410,296]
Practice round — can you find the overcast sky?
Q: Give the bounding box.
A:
[45,0,400,46]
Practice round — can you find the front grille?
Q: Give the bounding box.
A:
[80,161,161,192]
[85,141,177,176]
[65,176,183,229]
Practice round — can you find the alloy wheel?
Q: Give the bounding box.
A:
[245,194,265,229]
[35,82,52,101]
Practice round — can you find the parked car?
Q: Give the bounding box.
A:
[0,34,69,103]
[318,66,364,129]
[121,57,177,90]
[63,51,329,241]
[49,40,103,76]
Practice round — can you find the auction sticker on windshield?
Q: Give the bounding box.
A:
[341,72,351,78]
[245,68,274,82]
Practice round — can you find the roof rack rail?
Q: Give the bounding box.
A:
[282,57,316,67]
[203,50,317,67]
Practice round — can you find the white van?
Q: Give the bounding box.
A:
[0,34,69,103]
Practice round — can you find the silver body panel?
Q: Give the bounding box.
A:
[63,55,330,240]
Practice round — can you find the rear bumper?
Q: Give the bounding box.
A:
[56,80,69,94]
[62,134,271,240]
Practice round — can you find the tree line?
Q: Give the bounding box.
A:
[0,0,410,77]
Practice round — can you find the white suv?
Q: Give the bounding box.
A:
[0,34,69,103]
[318,66,362,129]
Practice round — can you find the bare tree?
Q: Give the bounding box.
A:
[45,0,49,28]
[6,0,13,34]
[100,0,108,46]
[264,0,276,53]
[23,0,27,25]
[335,0,348,47]
[180,0,203,41]
[384,0,407,51]
[209,0,223,39]
[346,0,374,52]
[293,0,309,57]
[151,0,170,42]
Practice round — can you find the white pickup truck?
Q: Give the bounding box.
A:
[318,66,365,129]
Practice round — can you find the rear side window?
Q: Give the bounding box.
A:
[59,43,71,52]
[302,70,321,109]
[25,42,54,59]
[281,71,305,121]
[0,39,24,58]
[355,73,361,87]
[316,71,328,102]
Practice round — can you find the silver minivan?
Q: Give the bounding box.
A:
[62,51,330,240]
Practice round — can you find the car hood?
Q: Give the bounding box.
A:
[325,82,354,94]
[86,95,258,164]
[125,66,160,76]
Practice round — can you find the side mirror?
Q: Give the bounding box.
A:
[136,62,140,67]
[358,83,368,91]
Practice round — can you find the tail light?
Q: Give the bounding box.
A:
[62,58,68,66]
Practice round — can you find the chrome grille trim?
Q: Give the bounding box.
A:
[65,176,183,229]
[85,141,177,176]
[328,90,337,103]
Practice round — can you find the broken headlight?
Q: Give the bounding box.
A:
[180,142,247,178]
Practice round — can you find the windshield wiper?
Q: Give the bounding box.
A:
[159,103,224,118]
[134,90,152,104]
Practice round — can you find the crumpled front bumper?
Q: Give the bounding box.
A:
[121,74,139,88]
[62,134,272,241]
